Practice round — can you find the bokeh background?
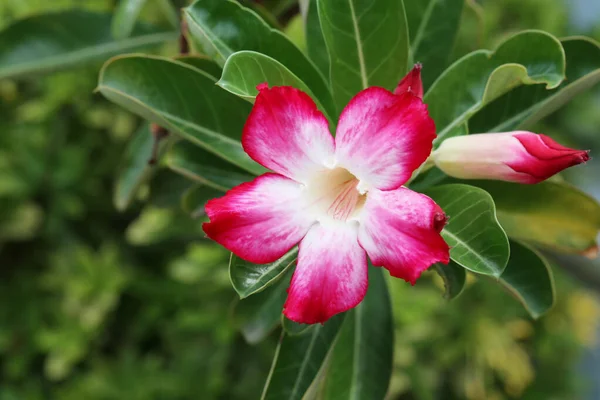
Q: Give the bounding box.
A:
[0,0,599,399]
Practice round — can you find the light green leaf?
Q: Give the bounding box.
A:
[405,0,465,89]
[230,249,298,299]
[322,267,393,400]
[165,140,253,192]
[470,37,600,133]
[424,184,510,276]
[318,0,410,112]
[217,51,334,121]
[111,0,148,39]
[498,241,555,319]
[97,55,265,175]
[424,30,565,142]
[184,0,334,118]
[261,314,345,400]
[0,10,176,79]
[473,180,600,255]
[434,261,466,300]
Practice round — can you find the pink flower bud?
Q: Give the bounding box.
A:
[394,63,423,99]
[433,131,590,184]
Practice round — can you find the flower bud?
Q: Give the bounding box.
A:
[432,131,590,184]
[394,63,423,99]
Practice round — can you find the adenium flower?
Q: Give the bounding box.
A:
[433,131,590,184]
[203,78,450,324]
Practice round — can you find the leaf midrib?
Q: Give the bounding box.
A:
[347,0,369,89]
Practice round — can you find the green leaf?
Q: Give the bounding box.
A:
[184,0,335,118]
[472,181,600,255]
[498,241,555,319]
[97,55,265,175]
[434,261,466,300]
[424,30,565,142]
[282,317,314,336]
[322,267,393,400]
[0,10,176,79]
[470,37,600,133]
[318,0,410,112]
[235,269,293,344]
[148,170,192,209]
[165,140,253,192]
[112,0,148,39]
[405,0,465,89]
[114,124,167,211]
[230,249,298,299]
[424,184,510,276]
[261,314,345,400]
[217,51,334,121]
[300,0,330,78]
[180,184,222,216]
[175,55,222,79]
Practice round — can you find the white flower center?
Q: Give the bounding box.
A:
[305,167,367,222]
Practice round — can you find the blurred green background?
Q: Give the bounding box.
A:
[0,0,599,399]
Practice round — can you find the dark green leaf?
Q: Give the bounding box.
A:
[165,140,253,192]
[318,0,410,111]
[473,181,600,255]
[300,0,330,78]
[184,0,334,118]
[112,0,148,39]
[470,37,600,133]
[424,30,565,142]
[235,269,294,344]
[230,249,298,299]
[114,124,167,211]
[434,261,466,300]
[262,314,345,400]
[181,184,222,216]
[322,267,393,400]
[148,170,192,209]
[282,316,314,336]
[175,55,222,79]
[0,10,176,79]
[405,0,465,89]
[218,51,334,121]
[424,184,510,276]
[498,241,555,319]
[97,55,264,175]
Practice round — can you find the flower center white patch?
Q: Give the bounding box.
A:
[305,167,366,222]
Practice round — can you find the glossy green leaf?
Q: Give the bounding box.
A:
[175,55,222,79]
[0,11,176,80]
[235,269,294,344]
[184,0,334,118]
[261,314,345,400]
[473,181,600,255]
[114,124,167,211]
[498,241,555,319]
[97,55,264,175]
[318,0,410,112]
[470,37,600,133]
[180,184,222,216]
[165,140,253,192]
[434,261,466,300]
[282,317,314,336]
[322,267,393,400]
[424,184,510,276]
[405,0,465,89]
[300,0,330,78]
[218,51,333,121]
[112,0,148,39]
[424,30,565,142]
[230,249,298,299]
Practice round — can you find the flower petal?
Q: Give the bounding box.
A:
[358,187,450,284]
[242,84,335,183]
[284,222,368,324]
[394,63,424,99]
[334,88,436,191]
[203,173,315,264]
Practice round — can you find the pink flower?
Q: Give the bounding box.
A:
[394,63,423,99]
[433,131,590,184]
[203,82,450,324]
